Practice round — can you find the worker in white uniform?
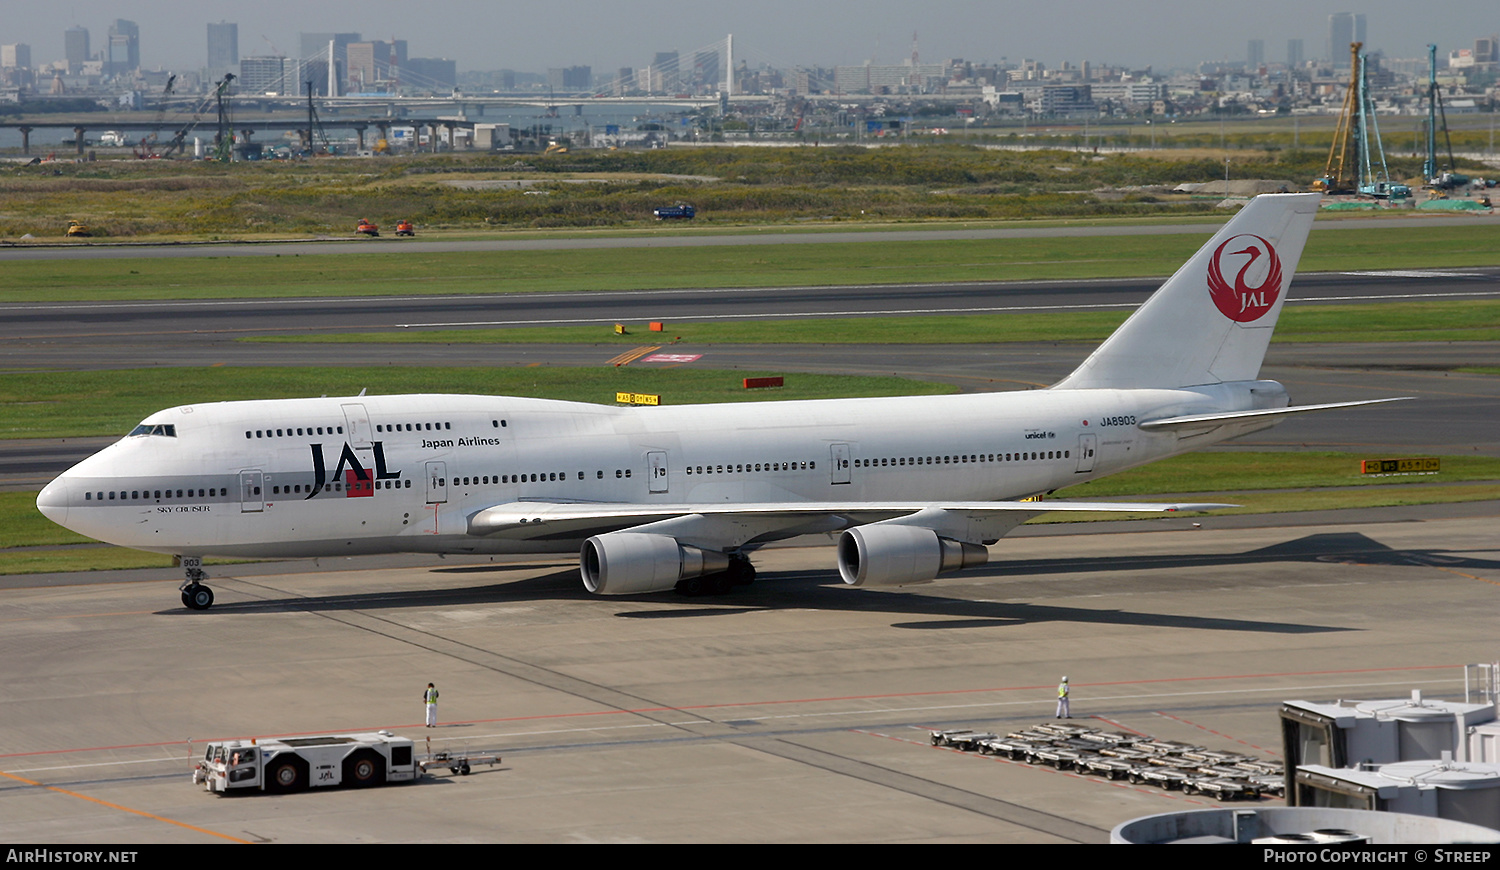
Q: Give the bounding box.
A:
[1056,676,1070,719]
[424,682,440,727]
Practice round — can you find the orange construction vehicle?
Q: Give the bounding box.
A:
[355,219,380,237]
[394,220,415,237]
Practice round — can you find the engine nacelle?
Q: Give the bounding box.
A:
[581,532,730,595]
[837,524,989,587]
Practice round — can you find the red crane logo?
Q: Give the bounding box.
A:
[1207,234,1283,323]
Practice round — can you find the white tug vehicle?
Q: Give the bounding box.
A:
[194,732,418,793]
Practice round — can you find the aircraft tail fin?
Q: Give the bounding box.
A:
[1053,192,1321,391]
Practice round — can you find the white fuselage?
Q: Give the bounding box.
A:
[36,381,1281,560]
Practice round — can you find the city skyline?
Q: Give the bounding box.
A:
[1,1,1495,78]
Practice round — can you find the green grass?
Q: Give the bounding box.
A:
[1054,451,1500,497]
[3,224,1499,304]
[0,366,956,440]
[243,299,1500,346]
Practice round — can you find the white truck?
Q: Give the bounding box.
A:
[194,732,419,794]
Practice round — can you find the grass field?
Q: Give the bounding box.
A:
[4,223,1498,304]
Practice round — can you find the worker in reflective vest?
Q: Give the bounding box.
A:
[424,683,440,727]
[1056,676,1070,719]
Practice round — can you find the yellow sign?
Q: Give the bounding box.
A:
[616,392,660,406]
[1360,458,1440,474]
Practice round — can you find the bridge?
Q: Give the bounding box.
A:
[0,116,497,156]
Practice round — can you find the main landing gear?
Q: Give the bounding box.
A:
[178,557,215,611]
[674,554,756,597]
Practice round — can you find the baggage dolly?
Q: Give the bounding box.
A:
[418,738,502,777]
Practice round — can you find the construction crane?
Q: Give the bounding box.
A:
[1314,43,1408,198]
[210,73,236,162]
[155,73,235,158]
[134,73,175,159]
[1424,44,1470,190]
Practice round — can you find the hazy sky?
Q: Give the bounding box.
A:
[8,1,1496,74]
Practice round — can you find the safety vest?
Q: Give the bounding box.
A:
[1057,683,1069,699]
[425,687,439,705]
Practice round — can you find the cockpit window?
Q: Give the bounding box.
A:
[128,424,177,438]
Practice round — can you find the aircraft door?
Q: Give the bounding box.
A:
[1075,434,1097,473]
[239,469,264,512]
[647,451,669,494]
[425,461,448,504]
[830,443,852,484]
[342,403,372,451]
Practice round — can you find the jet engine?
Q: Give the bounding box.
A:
[581,532,730,595]
[837,524,988,587]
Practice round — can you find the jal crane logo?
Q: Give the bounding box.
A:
[1207,234,1283,323]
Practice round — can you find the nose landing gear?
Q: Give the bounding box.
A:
[178,557,215,610]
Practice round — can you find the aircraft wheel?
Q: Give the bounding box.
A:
[183,584,214,611]
[726,558,756,586]
[459,763,471,776]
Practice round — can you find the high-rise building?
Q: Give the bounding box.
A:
[239,56,300,95]
[107,19,139,75]
[1247,39,1264,69]
[347,40,408,91]
[207,22,238,81]
[652,51,679,92]
[1288,38,1304,68]
[64,26,89,73]
[1,43,31,69]
[547,65,591,92]
[1328,13,1367,66]
[1476,35,1499,66]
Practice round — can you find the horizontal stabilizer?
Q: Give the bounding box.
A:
[1138,397,1413,431]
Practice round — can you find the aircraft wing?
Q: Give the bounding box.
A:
[467,498,1235,546]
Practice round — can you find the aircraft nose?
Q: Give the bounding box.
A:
[36,477,70,528]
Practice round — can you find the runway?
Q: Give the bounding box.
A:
[4,268,1499,345]
[2,504,1496,842]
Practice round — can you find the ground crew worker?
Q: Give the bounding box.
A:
[1056,676,1070,719]
[424,682,439,727]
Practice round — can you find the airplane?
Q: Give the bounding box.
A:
[36,192,1405,611]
